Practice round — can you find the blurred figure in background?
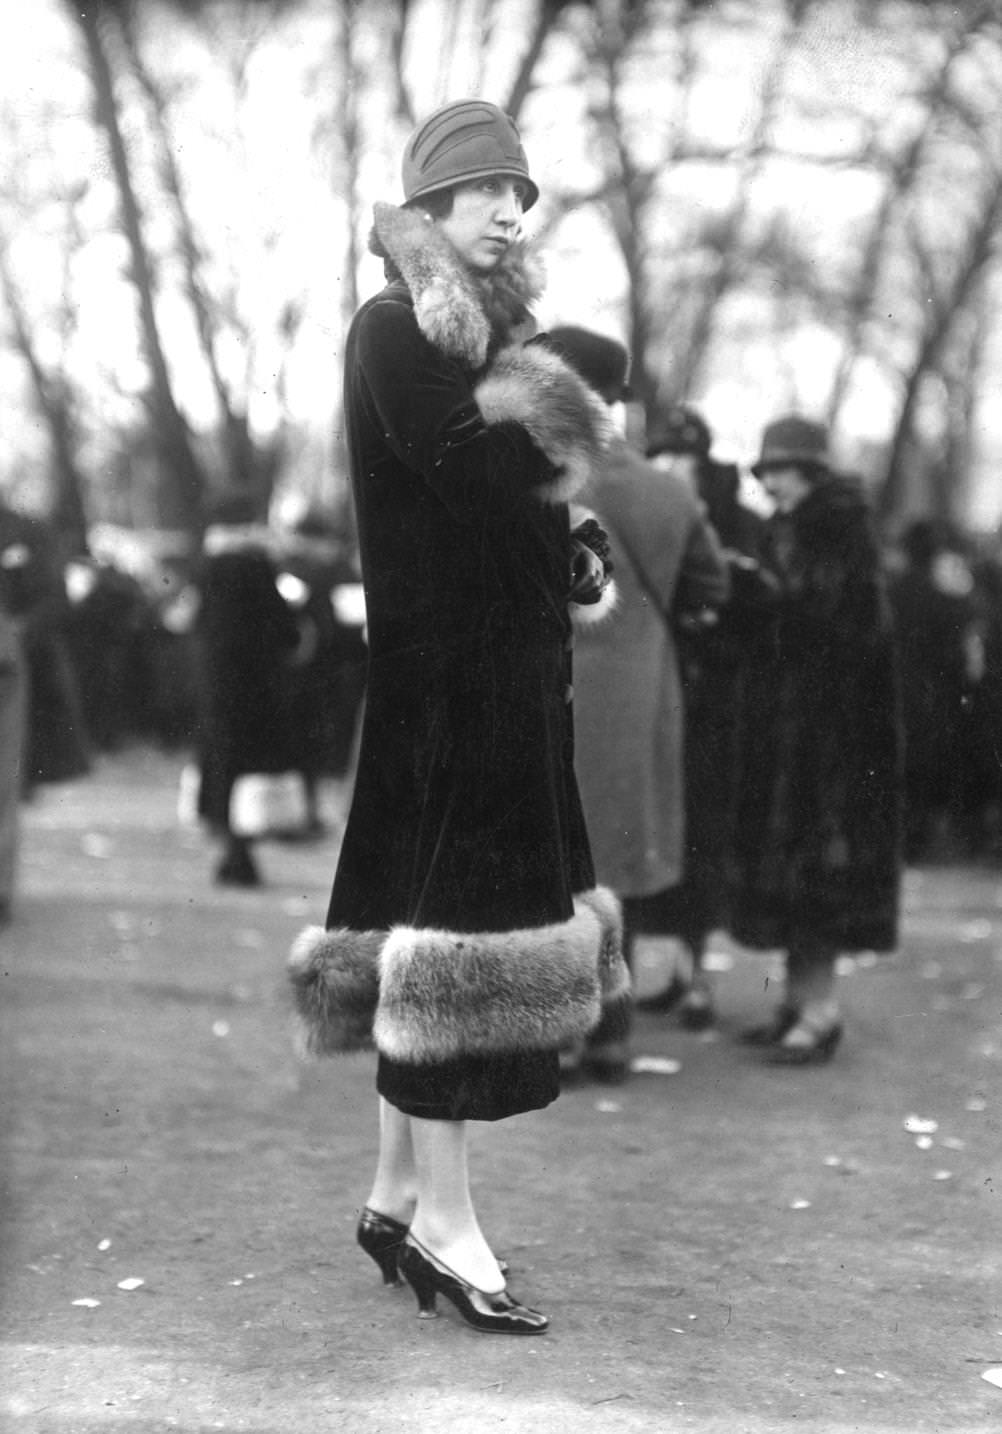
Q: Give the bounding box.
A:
[193,495,301,886]
[0,587,26,924]
[637,405,773,1030]
[547,328,730,1081]
[0,499,89,794]
[967,542,1002,858]
[64,556,156,753]
[728,417,901,1065]
[278,511,367,833]
[888,518,983,863]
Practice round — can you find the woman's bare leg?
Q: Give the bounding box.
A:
[407,1117,504,1293]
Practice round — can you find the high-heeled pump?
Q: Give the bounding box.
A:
[767,1019,843,1066]
[397,1235,548,1336]
[356,1207,408,1287]
[739,1003,801,1047]
[356,1207,510,1287]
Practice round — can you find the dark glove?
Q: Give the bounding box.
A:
[570,539,607,605]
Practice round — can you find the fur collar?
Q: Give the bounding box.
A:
[371,202,545,368]
[369,202,613,504]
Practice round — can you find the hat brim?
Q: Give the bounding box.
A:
[407,168,539,211]
[751,453,830,478]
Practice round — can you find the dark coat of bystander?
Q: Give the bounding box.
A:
[729,473,903,954]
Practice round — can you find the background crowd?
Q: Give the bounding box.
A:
[2,426,1002,912]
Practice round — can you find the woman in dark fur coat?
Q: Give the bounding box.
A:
[729,416,902,1065]
[287,101,627,1335]
[194,500,301,887]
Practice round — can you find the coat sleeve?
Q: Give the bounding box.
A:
[353,297,560,523]
[674,508,731,618]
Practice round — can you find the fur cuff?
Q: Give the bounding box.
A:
[572,578,619,625]
[286,887,627,1062]
[475,346,614,504]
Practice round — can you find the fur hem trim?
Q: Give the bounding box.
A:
[475,346,614,504]
[286,925,383,1056]
[572,578,619,625]
[575,884,630,1004]
[286,886,627,1062]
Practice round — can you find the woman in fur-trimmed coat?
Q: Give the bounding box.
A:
[287,102,626,1332]
[728,416,902,1065]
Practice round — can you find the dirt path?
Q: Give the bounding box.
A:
[1,748,999,1432]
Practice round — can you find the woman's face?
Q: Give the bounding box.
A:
[760,464,812,514]
[436,175,527,273]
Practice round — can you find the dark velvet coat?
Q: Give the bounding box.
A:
[728,475,902,953]
[288,205,627,1120]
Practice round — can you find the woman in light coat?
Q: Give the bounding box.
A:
[545,327,730,1080]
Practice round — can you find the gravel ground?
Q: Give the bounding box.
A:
[1,747,1000,1433]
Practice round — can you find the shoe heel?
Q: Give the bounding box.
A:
[356,1207,407,1288]
[372,1245,403,1287]
[403,1267,439,1318]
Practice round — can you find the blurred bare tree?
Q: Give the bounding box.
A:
[2,0,1001,541]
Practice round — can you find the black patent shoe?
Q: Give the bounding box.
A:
[676,986,715,1031]
[397,1236,548,1335]
[356,1207,508,1286]
[739,1004,800,1047]
[766,1020,843,1066]
[356,1207,408,1287]
[214,842,261,888]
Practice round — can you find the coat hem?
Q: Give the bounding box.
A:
[287,886,627,1062]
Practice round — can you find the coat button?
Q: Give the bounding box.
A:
[564,684,574,703]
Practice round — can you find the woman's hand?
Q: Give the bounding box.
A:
[569,539,607,605]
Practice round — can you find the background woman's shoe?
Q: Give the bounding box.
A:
[581,1040,631,1084]
[767,1020,843,1066]
[676,986,715,1031]
[634,975,688,1014]
[397,1236,547,1335]
[739,1004,800,1047]
[214,841,261,887]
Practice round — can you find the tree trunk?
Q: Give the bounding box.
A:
[72,1,205,532]
[0,237,89,553]
[879,177,1002,527]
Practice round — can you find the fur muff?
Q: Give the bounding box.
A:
[475,346,614,504]
[287,887,628,1063]
[371,202,545,368]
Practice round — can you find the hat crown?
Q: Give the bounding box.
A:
[648,405,711,458]
[754,415,830,473]
[402,100,538,210]
[545,325,631,399]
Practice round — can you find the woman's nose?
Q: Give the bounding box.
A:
[495,188,522,225]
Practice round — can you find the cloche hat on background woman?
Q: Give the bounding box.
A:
[402,99,539,210]
[545,325,633,403]
[751,415,831,478]
[646,405,712,460]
